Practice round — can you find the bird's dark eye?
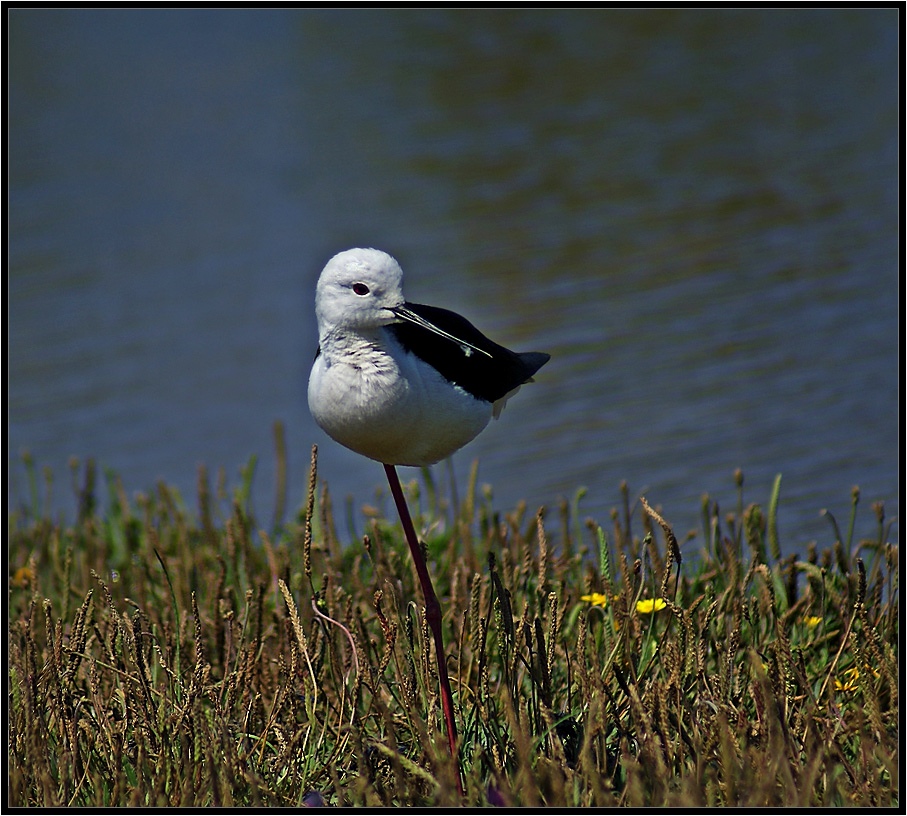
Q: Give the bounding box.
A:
[352,283,370,296]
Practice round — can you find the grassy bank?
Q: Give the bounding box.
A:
[7,447,898,807]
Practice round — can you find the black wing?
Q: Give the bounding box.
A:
[388,302,549,403]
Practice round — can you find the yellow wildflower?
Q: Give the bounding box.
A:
[802,616,822,629]
[12,566,34,588]
[636,598,667,614]
[835,666,880,692]
[581,593,609,608]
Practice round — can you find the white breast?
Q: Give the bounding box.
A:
[308,329,492,466]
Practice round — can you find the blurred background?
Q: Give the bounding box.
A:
[7,9,899,554]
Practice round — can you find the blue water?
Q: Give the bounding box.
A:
[8,9,899,554]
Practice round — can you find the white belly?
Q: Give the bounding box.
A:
[308,339,492,467]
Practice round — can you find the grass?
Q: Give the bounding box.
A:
[7,442,899,807]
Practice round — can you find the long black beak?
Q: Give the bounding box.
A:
[390,305,494,360]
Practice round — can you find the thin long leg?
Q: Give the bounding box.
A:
[384,464,462,794]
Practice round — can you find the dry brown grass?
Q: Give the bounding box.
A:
[7,450,898,806]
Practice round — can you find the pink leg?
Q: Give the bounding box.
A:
[384,464,463,795]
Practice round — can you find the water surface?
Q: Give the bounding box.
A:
[8,9,899,554]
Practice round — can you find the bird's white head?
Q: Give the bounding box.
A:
[314,248,405,336]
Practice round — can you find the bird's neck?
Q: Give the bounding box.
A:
[318,325,392,362]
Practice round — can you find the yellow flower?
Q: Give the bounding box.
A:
[636,598,667,614]
[581,593,609,608]
[835,668,859,692]
[835,666,879,692]
[802,616,822,629]
[12,566,34,588]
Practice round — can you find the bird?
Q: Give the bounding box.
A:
[307,247,550,467]
[306,247,549,781]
